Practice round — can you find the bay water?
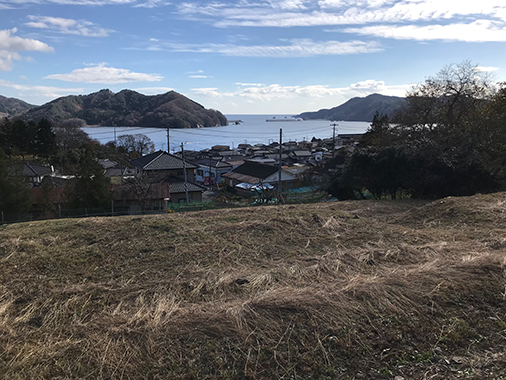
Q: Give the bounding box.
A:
[82,114,371,152]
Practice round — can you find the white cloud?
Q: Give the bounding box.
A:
[48,0,135,4]
[189,75,208,78]
[0,28,54,71]
[175,0,506,44]
[344,20,506,42]
[26,16,114,37]
[134,0,170,8]
[270,0,308,10]
[236,82,263,86]
[0,79,84,100]
[166,38,382,57]
[475,66,498,72]
[349,79,385,92]
[177,2,228,16]
[2,0,136,4]
[0,28,54,52]
[0,0,170,6]
[44,63,163,83]
[192,80,410,101]
[134,86,174,94]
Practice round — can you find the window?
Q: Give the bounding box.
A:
[197,170,204,176]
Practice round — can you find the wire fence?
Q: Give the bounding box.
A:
[0,201,217,225]
[1,189,329,225]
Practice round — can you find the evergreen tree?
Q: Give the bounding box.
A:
[70,149,113,209]
[0,118,13,156]
[331,62,504,200]
[33,118,57,158]
[10,119,35,159]
[0,149,32,213]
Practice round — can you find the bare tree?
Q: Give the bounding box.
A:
[117,134,155,157]
[395,61,495,132]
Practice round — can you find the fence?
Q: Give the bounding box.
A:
[0,201,220,225]
[1,190,330,225]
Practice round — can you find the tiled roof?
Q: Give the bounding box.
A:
[160,176,206,193]
[195,158,232,168]
[112,183,170,201]
[22,162,53,177]
[292,150,312,157]
[131,150,197,171]
[98,159,118,169]
[230,161,278,180]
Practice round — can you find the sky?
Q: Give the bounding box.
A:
[0,0,506,114]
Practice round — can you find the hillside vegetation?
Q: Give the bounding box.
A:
[299,93,405,122]
[0,95,36,118]
[20,89,228,128]
[1,193,506,379]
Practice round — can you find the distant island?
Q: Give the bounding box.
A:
[14,89,228,128]
[299,93,405,122]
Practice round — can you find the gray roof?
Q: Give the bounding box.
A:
[292,150,312,157]
[224,161,278,184]
[98,159,118,169]
[194,158,232,169]
[131,150,197,171]
[22,162,53,177]
[219,151,240,156]
[161,176,206,194]
[105,167,136,177]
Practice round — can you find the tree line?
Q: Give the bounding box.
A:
[329,61,506,200]
[0,116,156,216]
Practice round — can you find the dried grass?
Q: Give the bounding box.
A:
[1,195,506,378]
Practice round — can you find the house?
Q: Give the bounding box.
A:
[194,158,233,186]
[20,162,54,187]
[131,150,197,181]
[223,161,298,197]
[112,182,170,214]
[104,166,136,184]
[130,150,205,204]
[31,176,71,211]
[290,150,312,163]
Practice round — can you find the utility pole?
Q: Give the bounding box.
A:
[166,126,170,153]
[278,128,282,201]
[330,122,338,158]
[113,121,117,145]
[181,142,190,211]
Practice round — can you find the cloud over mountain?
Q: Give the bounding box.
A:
[45,64,163,84]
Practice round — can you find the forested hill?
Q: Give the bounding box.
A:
[299,93,405,122]
[20,89,228,128]
[0,95,36,118]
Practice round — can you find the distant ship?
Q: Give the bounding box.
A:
[266,116,303,122]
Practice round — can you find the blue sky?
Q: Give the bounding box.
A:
[1,0,505,114]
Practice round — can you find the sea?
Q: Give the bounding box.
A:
[82,114,371,153]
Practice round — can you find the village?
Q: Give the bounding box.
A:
[11,132,363,222]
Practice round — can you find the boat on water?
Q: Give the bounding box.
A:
[266,116,303,122]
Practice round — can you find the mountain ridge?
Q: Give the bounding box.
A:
[299,93,405,122]
[0,95,36,118]
[17,89,228,128]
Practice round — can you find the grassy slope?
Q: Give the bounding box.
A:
[1,195,506,379]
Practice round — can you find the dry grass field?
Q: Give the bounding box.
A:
[1,194,506,379]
